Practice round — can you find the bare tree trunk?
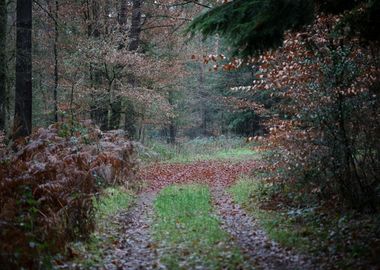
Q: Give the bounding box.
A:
[0,0,7,131]
[70,79,75,133]
[167,90,176,144]
[14,0,32,138]
[118,0,128,25]
[53,0,59,122]
[121,0,143,138]
[128,0,142,51]
[107,80,113,130]
[198,62,209,136]
[85,0,107,129]
[110,97,122,129]
[103,0,111,34]
[124,100,137,138]
[168,122,176,144]
[90,0,100,37]
[138,116,145,143]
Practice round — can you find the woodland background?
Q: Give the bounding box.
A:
[0,0,379,269]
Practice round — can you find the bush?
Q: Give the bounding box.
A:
[250,16,380,211]
[0,123,138,269]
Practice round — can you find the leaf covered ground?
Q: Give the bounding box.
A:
[138,159,262,191]
[39,141,379,270]
[65,147,321,270]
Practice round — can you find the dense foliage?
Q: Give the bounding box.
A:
[189,0,380,211]
[188,0,314,56]
[188,0,380,56]
[252,16,380,209]
[0,123,137,268]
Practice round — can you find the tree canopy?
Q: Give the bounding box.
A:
[187,0,380,56]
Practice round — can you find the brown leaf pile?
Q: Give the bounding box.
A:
[0,125,138,269]
[139,160,260,191]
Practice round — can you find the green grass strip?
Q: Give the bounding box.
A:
[153,184,245,269]
[166,148,260,163]
[140,138,260,164]
[95,187,134,219]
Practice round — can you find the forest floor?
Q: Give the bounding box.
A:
[61,145,378,270]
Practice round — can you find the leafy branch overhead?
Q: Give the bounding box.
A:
[187,0,380,56]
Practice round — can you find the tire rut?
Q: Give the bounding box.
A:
[212,186,318,270]
[102,192,163,270]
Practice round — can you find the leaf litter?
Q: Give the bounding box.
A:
[101,192,164,270]
[73,158,320,269]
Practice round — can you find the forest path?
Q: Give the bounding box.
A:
[132,158,317,269]
[94,158,317,269]
[102,192,163,270]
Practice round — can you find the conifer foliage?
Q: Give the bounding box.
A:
[188,0,380,56]
[188,0,314,56]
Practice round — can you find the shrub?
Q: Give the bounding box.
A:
[0,123,138,269]
[250,15,380,211]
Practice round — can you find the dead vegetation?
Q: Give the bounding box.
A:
[0,123,138,269]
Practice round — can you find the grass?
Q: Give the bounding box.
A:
[229,177,380,268]
[166,147,260,163]
[153,184,245,269]
[139,136,260,163]
[68,187,134,268]
[95,187,134,219]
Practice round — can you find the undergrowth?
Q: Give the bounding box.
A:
[139,136,259,163]
[67,187,134,268]
[95,187,134,219]
[229,177,380,269]
[153,184,245,269]
[0,123,138,269]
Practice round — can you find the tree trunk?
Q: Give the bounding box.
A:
[167,90,176,144]
[337,93,370,208]
[128,0,142,51]
[85,0,106,129]
[121,0,143,138]
[110,100,121,129]
[107,82,112,130]
[138,117,145,143]
[168,122,176,144]
[106,75,123,130]
[103,0,111,34]
[198,62,209,136]
[0,0,7,131]
[53,0,59,122]
[90,0,100,37]
[14,0,32,138]
[124,100,137,139]
[118,0,128,26]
